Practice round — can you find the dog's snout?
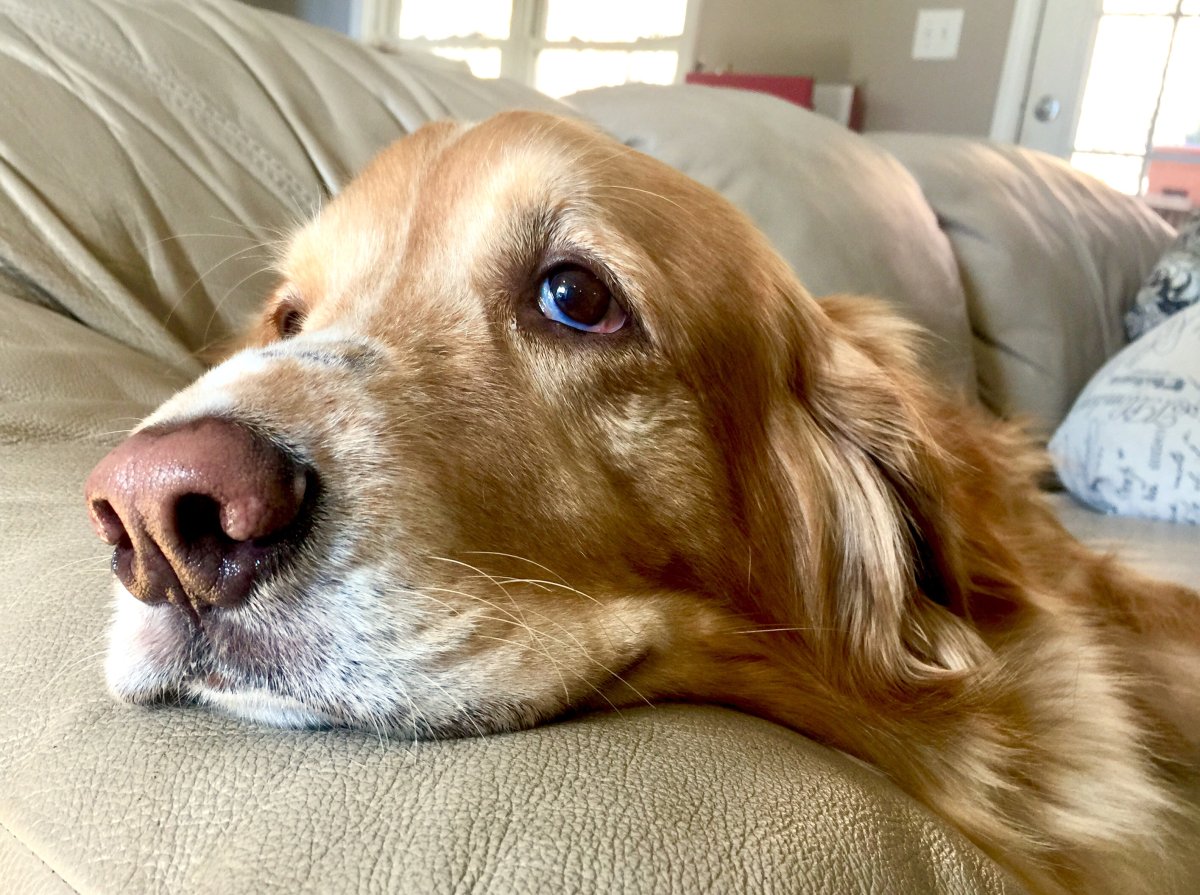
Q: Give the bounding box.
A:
[85,417,312,616]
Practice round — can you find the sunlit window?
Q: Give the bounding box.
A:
[535,49,678,98]
[373,0,695,98]
[430,46,504,79]
[1071,0,1200,213]
[542,0,687,42]
[398,0,512,40]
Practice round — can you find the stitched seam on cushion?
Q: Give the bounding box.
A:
[0,816,82,895]
[0,0,314,213]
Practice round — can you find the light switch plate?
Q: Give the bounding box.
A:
[912,8,964,61]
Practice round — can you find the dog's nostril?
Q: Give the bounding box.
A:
[174,493,228,549]
[90,498,127,546]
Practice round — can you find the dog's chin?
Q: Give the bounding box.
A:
[185,681,337,729]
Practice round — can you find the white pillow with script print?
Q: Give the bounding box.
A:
[1050,301,1200,524]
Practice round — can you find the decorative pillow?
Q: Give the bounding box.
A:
[1050,300,1200,524]
[1124,212,1200,341]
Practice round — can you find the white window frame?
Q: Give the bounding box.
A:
[358,0,704,89]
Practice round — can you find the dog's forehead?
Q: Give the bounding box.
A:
[288,114,613,267]
[275,113,658,334]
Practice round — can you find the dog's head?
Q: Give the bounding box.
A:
[87,112,988,737]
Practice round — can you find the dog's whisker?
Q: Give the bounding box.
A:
[162,242,273,329]
[403,665,489,739]
[427,561,633,671]
[200,261,280,344]
[463,551,570,585]
[208,214,297,252]
[465,587,654,709]
[426,557,549,659]
[142,231,259,252]
[418,585,522,626]
[484,576,640,645]
[417,586,596,671]
[42,642,112,691]
[30,554,113,576]
[413,585,626,708]
[468,633,626,716]
[492,577,553,592]
[728,626,841,635]
[90,427,141,440]
[465,627,575,707]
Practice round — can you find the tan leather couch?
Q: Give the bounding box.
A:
[1,2,1193,892]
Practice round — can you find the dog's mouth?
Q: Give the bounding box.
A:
[110,615,372,731]
[105,571,663,740]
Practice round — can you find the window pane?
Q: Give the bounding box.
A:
[1103,1,1176,12]
[1071,152,1145,195]
[535,49,678,98]
[1073,15,1173,154]
[1152,18,1200,147]
[543,0,687,42]
[398,0,511,40]
[1183,0,1199,13]
[431,47,503,79]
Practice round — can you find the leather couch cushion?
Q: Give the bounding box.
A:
[1050,489,1200,590]
[870,134,1175,435]
[0,0,564,376]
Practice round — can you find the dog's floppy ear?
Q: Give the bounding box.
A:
[743,289,993,687]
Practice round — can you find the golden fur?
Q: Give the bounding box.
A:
[102,112,1199,893]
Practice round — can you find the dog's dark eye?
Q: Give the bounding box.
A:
[537,264,626,334]
[272,298,306,339]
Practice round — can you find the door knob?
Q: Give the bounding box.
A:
[1034,95,1061,123]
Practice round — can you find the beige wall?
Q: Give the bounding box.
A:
[695,0,1020,136]
[693,0,859,83]
[852,0,1018,135]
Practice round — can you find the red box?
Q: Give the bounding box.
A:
[684,72,814,110]
[1147,146,1200,204]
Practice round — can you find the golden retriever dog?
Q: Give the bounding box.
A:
[85,111,1199,893]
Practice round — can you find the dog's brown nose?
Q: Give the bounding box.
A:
[85,417,310,617]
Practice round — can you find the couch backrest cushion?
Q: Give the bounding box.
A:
[0,0,565,374]
[570,84,977,395]
[871,134,1175,435]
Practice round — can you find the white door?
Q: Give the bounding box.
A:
[1015,0,1100,157]
[1001,0,1200,213]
